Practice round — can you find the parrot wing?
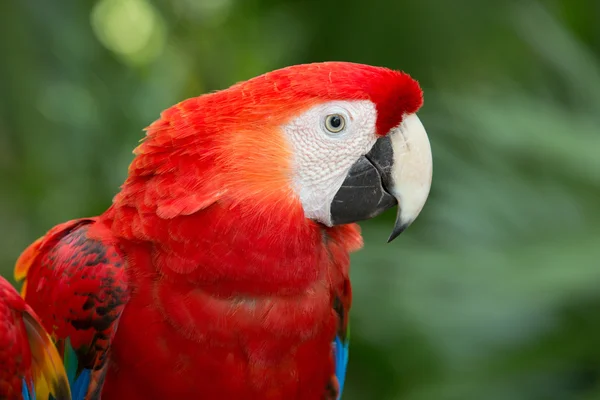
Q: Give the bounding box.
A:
[14,218,130,400]
[333,329,350,399]
[21,307,73,400]
[0,276,71,400]
[330,281,351,400]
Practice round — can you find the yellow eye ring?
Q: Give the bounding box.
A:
[325,114,346,133]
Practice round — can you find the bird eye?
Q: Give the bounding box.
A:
[324,114,346,134]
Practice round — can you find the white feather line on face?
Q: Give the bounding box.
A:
[282,100,378,226]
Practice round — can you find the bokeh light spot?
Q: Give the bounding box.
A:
[91,0,165,65]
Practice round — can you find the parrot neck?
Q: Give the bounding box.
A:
[102,203,362,296]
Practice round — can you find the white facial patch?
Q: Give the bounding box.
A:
[282,100,378,226]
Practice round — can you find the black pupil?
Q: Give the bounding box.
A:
[330,115,342,129]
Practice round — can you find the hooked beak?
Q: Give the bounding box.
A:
[330,114,432,242]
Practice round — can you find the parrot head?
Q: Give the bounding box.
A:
[124,62,432,241]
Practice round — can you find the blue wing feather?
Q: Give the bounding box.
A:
[63,339,92,400]
[22,379,34,400]
[333,331,350,399]
[69,370,91,400]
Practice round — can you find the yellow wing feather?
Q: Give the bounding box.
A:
[22,310,71,400]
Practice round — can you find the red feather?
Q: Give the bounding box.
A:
[0,276,71,400]
[0,277,33,399]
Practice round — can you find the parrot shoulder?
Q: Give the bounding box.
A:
[14,218,130,399]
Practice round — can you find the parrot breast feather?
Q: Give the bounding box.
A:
[14,218,130,399]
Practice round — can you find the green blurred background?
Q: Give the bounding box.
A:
[1,0,600,399]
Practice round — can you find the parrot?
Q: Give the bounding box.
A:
[14,61,433,399]
[0,275,71,400]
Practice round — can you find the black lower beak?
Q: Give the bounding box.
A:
[330,136,404,241]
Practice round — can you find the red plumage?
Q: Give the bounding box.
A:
[0,277,33,399]
[0,276,71,400]
[15,62,422,399]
